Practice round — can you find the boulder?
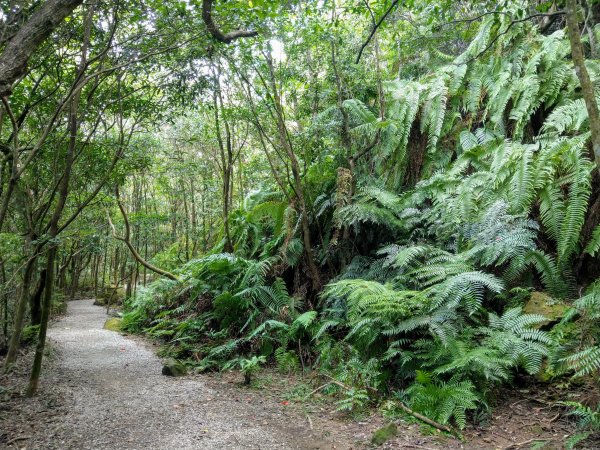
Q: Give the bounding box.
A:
[162,358,187,377]
[523,292,567,327]
[103,317,122,332]
[371,422,398,446]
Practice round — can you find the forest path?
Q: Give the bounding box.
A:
[40,299,345,450]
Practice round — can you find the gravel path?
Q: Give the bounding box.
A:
[3,300,577,450]
[33,299,343,450]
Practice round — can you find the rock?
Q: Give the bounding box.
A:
[162,358,187,377]
[371,422,398,446]
[103,318,122,332]
[523,292,567,327]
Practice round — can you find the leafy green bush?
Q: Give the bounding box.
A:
[274,348,300,374]
[224,355,266,385]
[20,325,40,346]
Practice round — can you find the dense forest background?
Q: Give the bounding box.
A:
[2,0,600,446]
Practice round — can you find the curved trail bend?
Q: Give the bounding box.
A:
[40,299,344,450]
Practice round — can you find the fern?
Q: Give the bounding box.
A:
[538,184,565,243]
[274,347,300,373]
[404,373,480,429]
[420,74,449,152]
[561,401,600,449]
[584,225,600,256]
[561,346,600,378]
[239,277,293,314]
[552,283,600,378]
[509,145,536,213]
[430,271,504,313]
[557,154,591,265]
[484,307,552,375]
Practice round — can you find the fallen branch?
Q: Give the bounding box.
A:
[397,402,454,434]
[305,382,335,399]
[321,374,356,391]
[503,438,550,449]
[7,435,31,446]
[548,412,561,422]
[320,373,380,394]
[304,376,367,400]
[401,445,438,450]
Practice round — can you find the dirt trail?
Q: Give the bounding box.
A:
[11,299,350,450]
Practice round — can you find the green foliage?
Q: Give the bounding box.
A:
[20,325,40,346]
[274,347,300,373]
[552,283,600,379]
[562,402,600,449]
[225,355,267,385]
[335,387,370,413]
[403,372,480,429]
[112,2,600,435]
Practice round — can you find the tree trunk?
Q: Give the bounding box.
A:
[213,64,234,253]
[26,246,56,396]
[566,0,600,169]
[0,0,84,96]
[0,259,7,352]
[109,186,179,282]
[567,0,600,279]
[26,4,89,392]
[29,269,47,326]
[264,53,321,291]
[3,253,36,369]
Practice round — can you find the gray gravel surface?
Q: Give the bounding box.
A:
[11,299,348,450]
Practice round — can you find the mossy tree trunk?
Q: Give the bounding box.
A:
[3,252,36,370]
[566,0,600,169]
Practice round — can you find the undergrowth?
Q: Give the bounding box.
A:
[121,10,600,440]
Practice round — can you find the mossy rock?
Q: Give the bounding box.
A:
[371,423,398,446]
[523,292,567,327]
[162,358,187,377]
[103,317,122,332]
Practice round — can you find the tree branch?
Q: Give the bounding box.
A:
[356,0,400,64]
[109,186,179,281]
[398,402,455,435]
[0,0,85,96]
[202,0,258,44]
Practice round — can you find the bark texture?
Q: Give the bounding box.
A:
[566,0,600,169]
[0,0,84,96]
[202,0,258,44]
